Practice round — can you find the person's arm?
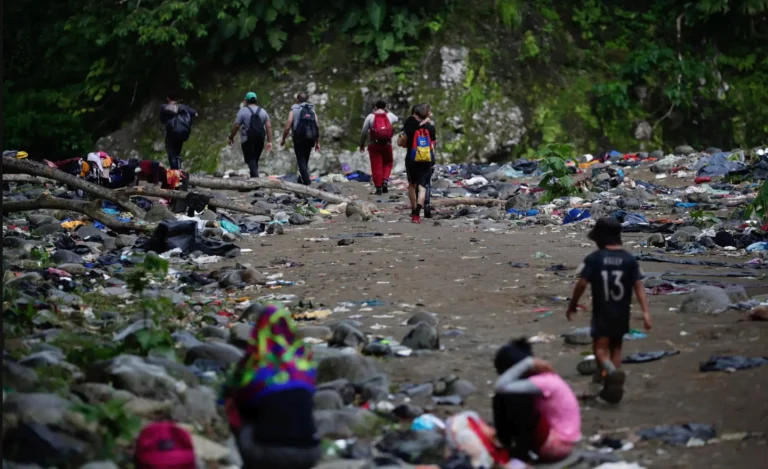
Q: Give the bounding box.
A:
[494,357,545,395]
[634,281,652,330]
[187,106,199,118]
[228,124,241,146]
[567,277,588,320]
[265,116,274,152]
[359,114,373,152]
[314,113,321,150]
[281,110,294,146]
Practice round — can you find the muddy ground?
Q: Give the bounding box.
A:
[217,183,767,469]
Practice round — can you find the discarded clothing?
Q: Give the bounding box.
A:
[445,411,509,468]
[637,423,716,446]
[635,254,768,270]
[563,208,591,225]
[695,151,748,177]
[699,355,768,372]
[623,350,680,364]
[139,220,240,257]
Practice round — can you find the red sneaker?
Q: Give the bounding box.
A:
[411,215,421,224]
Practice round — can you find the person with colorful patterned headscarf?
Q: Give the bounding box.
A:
[221,302,322,469]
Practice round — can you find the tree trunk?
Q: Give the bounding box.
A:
[2,193,157,233]
[3,174,57,183]
[1,157,146,218]
[115,186,270,216]
[188,175,351,204]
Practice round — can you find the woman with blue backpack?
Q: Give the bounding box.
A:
[400,104,436,223]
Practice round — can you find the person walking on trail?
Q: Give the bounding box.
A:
[221,302,322,469]
[359,100,398,195]
[228,92,273,178]
[280,92,320,186]
[419,102,435,218]
[399,104,436,223]
[567,217,652,404]
[160,93,198,170]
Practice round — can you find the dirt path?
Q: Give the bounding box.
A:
[215,183,767,468]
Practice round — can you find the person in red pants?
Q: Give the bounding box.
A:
[359,100,399,195]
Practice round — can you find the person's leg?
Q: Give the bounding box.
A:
[369,144,384,192]
[596,336,625,404]
[295,140,312,185]
[495,394,540,462]
[609,336,624,370]
[166,136,182,170]
[408,185,417,211]
[381,144,394,192]
[151,161,161,185]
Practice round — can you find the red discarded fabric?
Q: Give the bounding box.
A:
[695,176,712,184]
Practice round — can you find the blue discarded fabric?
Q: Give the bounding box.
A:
[346,171,372,183]
[609,150,623,158]
[102,207,119,216]
[638,423,716,446]
[695,151,748,177]
[219,219,241,234]
[94,221,106,230]
[563,208,591,224]
[746,242,768,253]
[102,201,119,211]
[117,216,131,223]
[623,350,679,364]
[675,202,698,208]
[699,355,767,372]
[507,208,540,217]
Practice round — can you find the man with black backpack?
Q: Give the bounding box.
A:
[160,93,198,170]
[228,91,273,178]
[280,92,320,186]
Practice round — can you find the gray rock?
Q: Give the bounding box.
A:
[647,233,666,248]
[680,286,731,314]
[172,386,219,426]
[239,302,267,322]
[618,198,642,210]
[199,325,230,341]
[76,225,106,240]
[229,323,253,348]
[346,201,373,221]
[313,389,344,410]
[403,383,434,398]
[326,320,364,331]
[222,232,237,242]
[18,350,65,368]
[51,250,84,264]
[242,267,267,285]
[5,272,43,287]
[317,379,356,405]
[144,356,200,387]
[218,270,243,288]
[4,392,72,426]
[318,182,342,194]
[446,379,477,397]
[87,355,181,399]
[687,192,711,203]
[113,319,155,342]
[402,323,439,350]
[563,327,592,345]
[675,145,695,155]
[376,428,445,464]
[504,193,536,212]
[145,204,176,222]
[4,422,89,466]
[28,214,59,226]
[362,342,391,357]
[3,361,40,391]
[650,150,665,159]
[32,223,63,236]
[296,326,333,341]
[347,213,364,222]
[498,183,521,200]
[173,330,203,350]
[329,323,368,349]
[406,311,438,327]
[314,408,382,439]
[317,354,379,384]
[360,374,390,401]
[289,213,310,225]
[185,342,244,367]
[200,209,218,221]
[115,234,137,248]
[72,382,137,404]
[393,403,424,419]
[247,215,272,223]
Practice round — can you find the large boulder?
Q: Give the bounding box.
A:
[317,354,379,384]
[679,286,731,314]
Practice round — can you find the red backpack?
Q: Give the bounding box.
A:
[370,112,393,142]
[134,422,196,469]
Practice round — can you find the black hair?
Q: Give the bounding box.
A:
[412,104,428,120]
[375,100,387,110]
[494,338,533,374]
[167,92,181,102]
[588,217,623,248]
[297,92,308,103]
[419,102,432,115]
[246,97,258,104]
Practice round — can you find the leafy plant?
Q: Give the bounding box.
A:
[745,180,768,220]
[72,399,143,457]
[535,143,578,201]
[690,208,719,227]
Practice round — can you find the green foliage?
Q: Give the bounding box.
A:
[497,0,522,29]
[690,209,720,228]
[746,181,768,220]
[535,143,578,201]
[72,399,143,456]
[127,253,169,295]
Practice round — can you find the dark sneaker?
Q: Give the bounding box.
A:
[375,187,383,195]
[424,206,432,218]
[382,184,389,194]
[599,369,626,404]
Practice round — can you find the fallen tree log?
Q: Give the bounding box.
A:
[3,174,58,183]
[188,175,351,204]
[2,193,157,233]
[1,157,146,218]
[115,186,269,216]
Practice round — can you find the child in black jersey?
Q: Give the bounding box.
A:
[566,217,651,404]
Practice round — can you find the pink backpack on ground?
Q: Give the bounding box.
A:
[134,421,196,469]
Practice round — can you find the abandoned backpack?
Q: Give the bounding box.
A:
[134,421,196,469]
[409,128,433,163]
[370,112,393,143]
[294,104,319,142]
[246,106,267,141]
[166,105,192,142]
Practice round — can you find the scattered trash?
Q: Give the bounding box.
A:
[699,355,768,372]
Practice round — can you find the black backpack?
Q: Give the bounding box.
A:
[166,105,192,142]
[294,104,319,143]
[246,106,267,140]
